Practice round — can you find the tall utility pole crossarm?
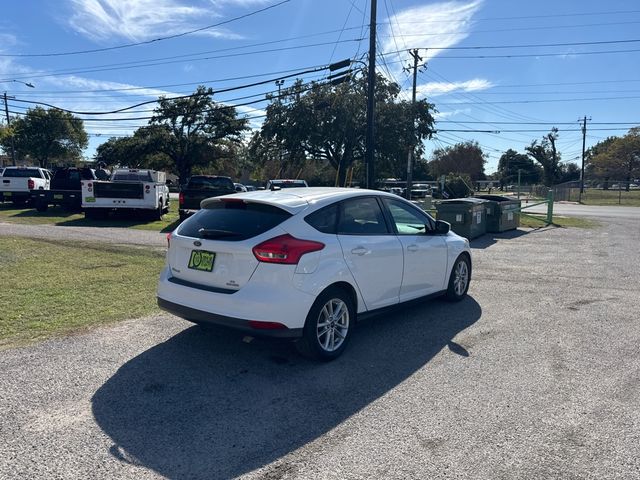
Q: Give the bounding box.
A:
[405,48,422,200]
[365,0,377,189]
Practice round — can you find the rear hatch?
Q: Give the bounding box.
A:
[168,200,293,291]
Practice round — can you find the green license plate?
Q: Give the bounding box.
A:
[85,197,96,203]
[54,194,63,200]
[188,250,215,272]
[3,192,12,197]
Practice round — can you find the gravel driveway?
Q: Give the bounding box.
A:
[1,217,639,479]
[0,221,167,246]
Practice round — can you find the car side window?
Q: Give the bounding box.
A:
[383,198,434,235]
[305,204,338,234]
[337,197,389,235]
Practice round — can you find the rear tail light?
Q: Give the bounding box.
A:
[28,179,34,190]
[166,232,171,248]
[145,185,150,194]
[179,192,184,205]
[252,234,324,265]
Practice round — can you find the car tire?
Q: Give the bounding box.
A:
[296,287,355,361]
[36,201,48,212]
[445,254,471,302]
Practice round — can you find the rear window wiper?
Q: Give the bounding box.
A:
[198,228,240,238]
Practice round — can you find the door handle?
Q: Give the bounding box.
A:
[351,247,368,256]
[407,244,419,252]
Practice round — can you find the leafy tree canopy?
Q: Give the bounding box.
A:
[1,106,88,167]
[526,127,561,186]
[497,149,542,185]
[255,72,436,186]
[150,86,248,182]
[586,127,640,189]
[428,140,487,182]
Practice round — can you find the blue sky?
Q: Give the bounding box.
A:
[2,0,640,174]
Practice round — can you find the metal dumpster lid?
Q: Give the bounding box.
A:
[473,195,517,202]
[439,197,487,204]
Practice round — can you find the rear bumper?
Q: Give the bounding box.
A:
[2,191,31,201]
[157,297,303,338]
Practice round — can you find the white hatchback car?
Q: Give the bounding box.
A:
[158,188,471,360]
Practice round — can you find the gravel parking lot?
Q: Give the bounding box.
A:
[0,216,639,479]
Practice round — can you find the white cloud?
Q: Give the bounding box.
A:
[415,78,493,97]
[66,0,236,42]
[210,0,273,5]
[382,0,483,63]
[434,108,472,119]
[380,0,484,96]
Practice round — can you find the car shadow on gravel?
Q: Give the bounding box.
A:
[92,296,481,479]
[470,227,550,249]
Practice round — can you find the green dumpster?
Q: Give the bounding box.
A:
[474,195,521,232]
[435,198,487,239]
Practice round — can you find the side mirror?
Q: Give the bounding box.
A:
[434,220,450,235]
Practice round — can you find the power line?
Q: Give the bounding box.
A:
[8,63,338,115]
[0,0,292,58]
[1,38,365,81]
[2,63,331,95]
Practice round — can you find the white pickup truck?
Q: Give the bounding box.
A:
[0,166,51,205]
[81,168,170,219]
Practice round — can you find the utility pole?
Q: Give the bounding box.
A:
[579,115,590,202]
[2,81,34,166]
[3,92,16,166]
[365,0,377,189]
[275,79,285,168]
[405,48,423,200]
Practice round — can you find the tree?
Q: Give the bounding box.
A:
[1,107,88,167]
[526,127,561,186]
[428,141,486,182]
[95,125,173,170]
[257,73,436,186]
[557,162,581,183]
[149,86,248,182]
[587,128,640,190]
[497,149,542,185]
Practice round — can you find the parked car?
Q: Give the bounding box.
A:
[0,166,51,205]
[158,187,471,360]
[178,175,236,221]
[32,166,96,212]
[265,179,309,190]
[234,183,248,192]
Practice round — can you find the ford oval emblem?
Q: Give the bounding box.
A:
[194,240,202,247]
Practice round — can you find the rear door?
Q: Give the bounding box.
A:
[168,200,292,291]
[336,196,403,310]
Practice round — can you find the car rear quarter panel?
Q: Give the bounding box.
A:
[281,216,367,314]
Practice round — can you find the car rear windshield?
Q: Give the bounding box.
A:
[178,201,291,241]
[188,177,234,190]
[3,168,41,178]
[112,171,152,182]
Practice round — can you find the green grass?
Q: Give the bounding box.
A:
[577,188,640,206]
[0,236,165,349]
[0,199,180,232]
[518,214,599,229]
